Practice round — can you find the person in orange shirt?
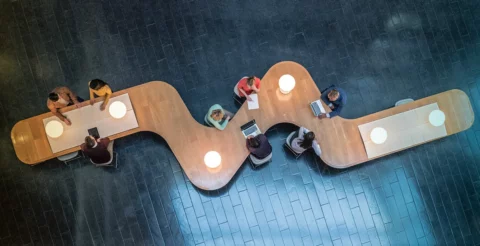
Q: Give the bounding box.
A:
[237,76,261,101]
[47,87,83,126]
[89,79,113,110]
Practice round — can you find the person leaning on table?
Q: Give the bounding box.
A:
[47,86,84,126]
[318,85,347,119]
[89,79,112,111]
[237,76,261,101]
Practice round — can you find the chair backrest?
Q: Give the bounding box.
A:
[395,98,414,107]
[250,152,272,165]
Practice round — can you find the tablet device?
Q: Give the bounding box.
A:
[88,127,100,139]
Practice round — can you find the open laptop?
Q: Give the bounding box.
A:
[310,100,326,117]
[240,119,261,138]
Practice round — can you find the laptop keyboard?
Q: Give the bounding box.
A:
[311,103,320,115]
[244,126,258,136]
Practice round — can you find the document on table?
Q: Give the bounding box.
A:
[247,94,259,110]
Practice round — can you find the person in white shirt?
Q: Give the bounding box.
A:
[288,126,322,156]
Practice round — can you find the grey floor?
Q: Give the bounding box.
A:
[0,0,480,245]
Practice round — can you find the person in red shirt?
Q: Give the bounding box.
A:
[81,135,113,165]
[237,76,261,101]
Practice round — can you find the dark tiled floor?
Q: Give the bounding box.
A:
[0,0,480,245]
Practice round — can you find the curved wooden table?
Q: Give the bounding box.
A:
[11,62,474,190]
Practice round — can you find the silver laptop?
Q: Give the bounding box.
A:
[310,100,326,116]
[241,120,262,138]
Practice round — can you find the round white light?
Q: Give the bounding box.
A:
[370,127,387,144]
[278,74,296,94]
[45,120,64,138]
[109,101,127,119]
[204,151,221,168]
[429,109,445,127]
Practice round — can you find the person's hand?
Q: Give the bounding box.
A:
[246,95,253,101]
[329,105,335,109]
[74,103,81,108]
[317,114,327,119]
[226,116,231,121]
[90,99,94,105]
[100,103,106,111]
[63,118,72,126]
[247,136,253,139]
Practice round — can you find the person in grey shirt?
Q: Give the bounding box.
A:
[288,126,321,156]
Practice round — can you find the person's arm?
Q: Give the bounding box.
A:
[253,78,261,92]
[327,103,343,118]
[312,140,322,156]
[48,103,70,125]
[89,81,95,101]
[100,137,111,146]
[298,126,309,138]
[100,86,112,110]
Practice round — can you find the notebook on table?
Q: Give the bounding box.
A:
[310,100,326,116]
[240,119,261,138]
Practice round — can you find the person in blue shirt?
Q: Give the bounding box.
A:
[319,85,347,119]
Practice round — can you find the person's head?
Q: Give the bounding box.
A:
[299,131,315,149]
[210,109,224,121]
[328,89,340,102]
[48,92,59,102]
[89,79,108,90]
[247,136,260,148]
[246,76,255,88]
[84,135,96,148]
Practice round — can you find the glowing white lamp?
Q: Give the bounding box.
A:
[370,127,387,144]
[204,151,221,168]
[45,120,64,138]
[279,74,296,94]
[109,101,127,119]
[429,109,445,127]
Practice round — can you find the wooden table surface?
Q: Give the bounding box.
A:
[11,61,474,190]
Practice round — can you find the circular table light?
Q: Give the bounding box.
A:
[370,127,387,144]
[109,101,127,119]
[204,151,221,168]
[279,74,296,94]
[429,109,445,127]
[45,120,64,138]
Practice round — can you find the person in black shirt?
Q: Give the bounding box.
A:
[246,134,272,159]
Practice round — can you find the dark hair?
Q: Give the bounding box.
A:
[247,76,255,86]
[85,136,96,148]
[299,131,315,149]
[48,93,59,101]
[89,79,107,90]
[247,136,260,148]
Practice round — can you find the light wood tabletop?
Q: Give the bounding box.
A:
[11,61,474,190]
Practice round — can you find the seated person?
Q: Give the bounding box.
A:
[319,85,347,119]
[246,134,272,160]
[81,135,114,165]
[89,79,113,111]
[287,126,321,156]
[237,76,261,101]
[47,87,84,126]
[206,104,234,130]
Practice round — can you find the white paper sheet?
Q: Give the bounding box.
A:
[247,94,259,110]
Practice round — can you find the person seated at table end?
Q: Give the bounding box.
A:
[237,76,261,101]
[288,126,321,157]
[206,104,234,130]
[47,87,84,126]
[89,79,112,111]
[81,135,113,165]
[246,134,272,160]
[318,85,347,119]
